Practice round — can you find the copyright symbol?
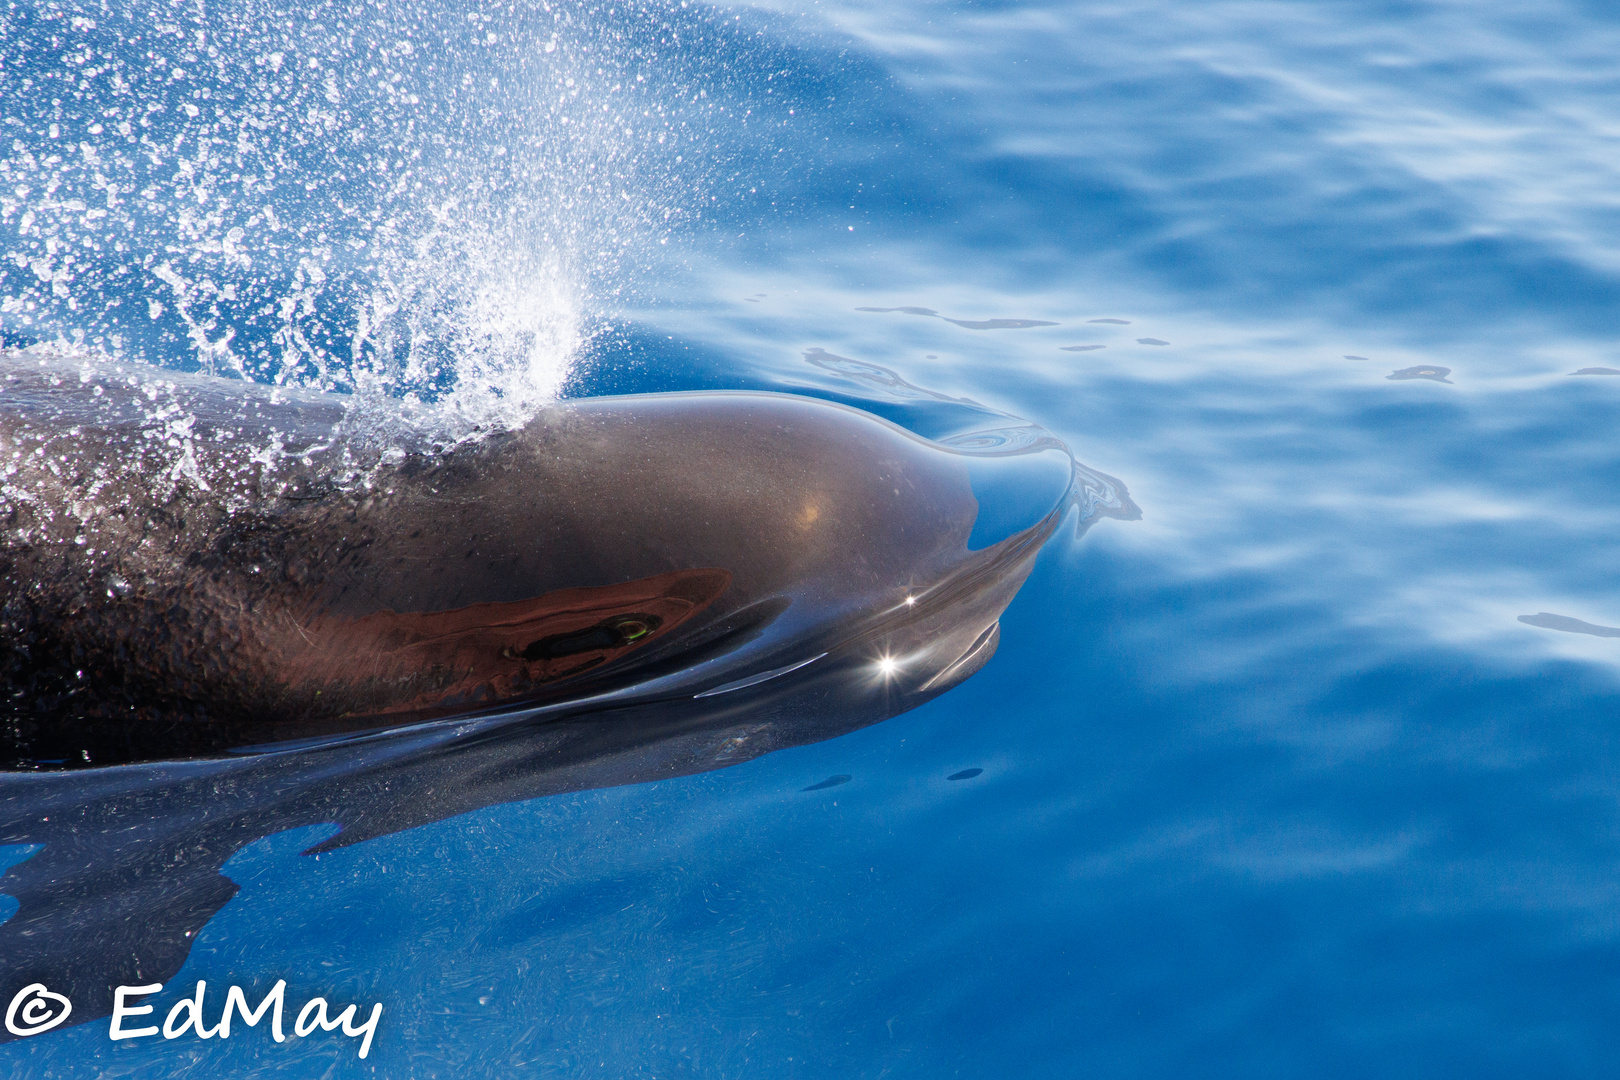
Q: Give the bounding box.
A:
[6,984,72,1037]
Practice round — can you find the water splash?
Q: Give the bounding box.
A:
[0,0,789,442]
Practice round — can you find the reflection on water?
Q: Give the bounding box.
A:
[1517,613,1620,638]
[855,307,1059,331]
[1387,365,1454,383]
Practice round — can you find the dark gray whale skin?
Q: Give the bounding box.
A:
[0,350,1137,1038]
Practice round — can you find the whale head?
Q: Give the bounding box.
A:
[0,350,1136,767]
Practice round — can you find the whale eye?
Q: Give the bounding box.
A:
[520,613,664,661]
[614,618,652,641]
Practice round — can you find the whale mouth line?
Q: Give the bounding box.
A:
[918,622,1002,694]
[693,653,829,698]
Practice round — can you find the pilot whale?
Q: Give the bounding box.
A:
[0,347,1138,1037]
[0,349,1132,761]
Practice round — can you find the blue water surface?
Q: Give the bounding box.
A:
[7,0,1620,1075]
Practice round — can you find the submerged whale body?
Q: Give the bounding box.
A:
[0,349,1137,1036]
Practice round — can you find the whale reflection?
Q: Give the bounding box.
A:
[0,349,1136,1036]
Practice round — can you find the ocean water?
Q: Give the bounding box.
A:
[5,0,1620,1076]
